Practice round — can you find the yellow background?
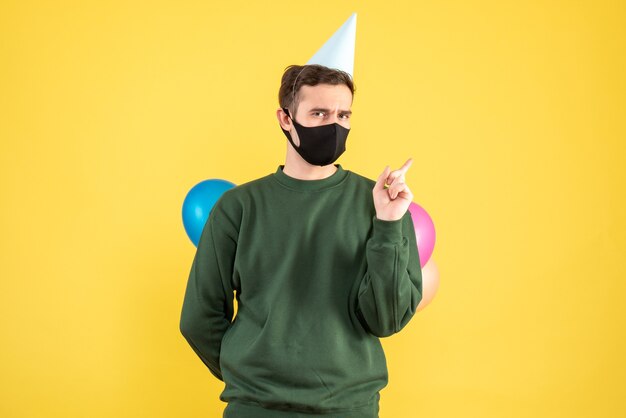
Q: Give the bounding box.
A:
[1,1,625,417]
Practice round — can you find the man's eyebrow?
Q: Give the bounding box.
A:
[309,107,352,115]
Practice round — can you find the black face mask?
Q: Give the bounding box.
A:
[281,107,350,166]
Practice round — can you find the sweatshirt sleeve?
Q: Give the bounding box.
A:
[179,198,238,381]
[355,211,423,338]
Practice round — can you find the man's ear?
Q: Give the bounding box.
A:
[276,107,292,131]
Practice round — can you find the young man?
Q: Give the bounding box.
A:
[180,64,423,418]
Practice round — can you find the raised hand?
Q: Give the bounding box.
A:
[372,158,414,222]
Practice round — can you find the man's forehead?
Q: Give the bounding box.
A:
[297,85,352,112]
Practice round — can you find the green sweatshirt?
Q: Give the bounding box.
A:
[180,163,422,417]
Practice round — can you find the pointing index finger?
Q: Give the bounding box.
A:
[399,157,413,174]
[389,158,413,185]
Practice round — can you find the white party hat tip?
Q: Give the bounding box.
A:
[306,12,357,78]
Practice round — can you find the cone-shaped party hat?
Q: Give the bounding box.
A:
[306,13,357,78]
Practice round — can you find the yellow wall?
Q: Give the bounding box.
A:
[1,1,625,417]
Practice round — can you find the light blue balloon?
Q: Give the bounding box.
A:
[182,178,236,247]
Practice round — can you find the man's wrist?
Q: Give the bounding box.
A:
[375,214,403,222]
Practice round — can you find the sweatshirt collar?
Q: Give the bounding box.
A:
[272,164,350,192]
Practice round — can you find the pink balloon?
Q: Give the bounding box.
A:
[408,201,436,268]
[416,257,440,312]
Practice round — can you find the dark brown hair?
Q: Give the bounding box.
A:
[278,64,356,118]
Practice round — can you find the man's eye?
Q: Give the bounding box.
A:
[313,111,325,117]
[339,114,350,119]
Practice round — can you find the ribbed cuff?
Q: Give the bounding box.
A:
[371,214,404,243]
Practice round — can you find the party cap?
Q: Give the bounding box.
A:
[306,12,357,78]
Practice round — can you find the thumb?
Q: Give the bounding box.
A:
[374,165,390,192]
